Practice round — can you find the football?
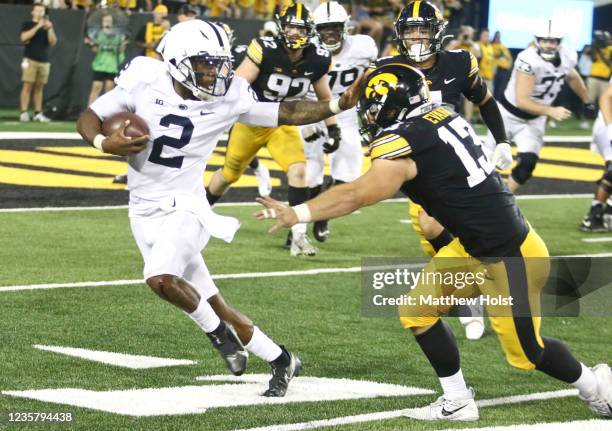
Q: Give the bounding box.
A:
[101,112,150,138]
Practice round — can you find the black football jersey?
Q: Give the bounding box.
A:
[375,50,482,108]
[245,37,331,102]
[369,105,528,258]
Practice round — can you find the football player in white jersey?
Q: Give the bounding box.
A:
[580,78,612,231]
[303,1,378,242]
[485,20,596,193]
[76,20,361,397]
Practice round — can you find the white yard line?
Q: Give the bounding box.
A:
[2,250,611,293]
[0,267,363,293]
[581,237,612,243]
[0,194,592,213]
[232,389,580,431]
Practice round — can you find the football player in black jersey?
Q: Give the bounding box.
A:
[208,3,341,256]
[217,21,273,198]
[256,64,612,421]
[375,0,513,339]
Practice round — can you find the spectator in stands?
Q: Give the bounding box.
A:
[19,2,57,123]
[69,0,92,10]
[186,0,208,17]
[85,14,127,106]
[477,28,495,90]
[135,3,168,59]
[177,3,198,21]
[442,0,464,28]
[492,30,512,101]
[448,25,480,123]
[588,30,611,107]
[106,0,138,14]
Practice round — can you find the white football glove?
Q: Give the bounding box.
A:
[493,142,513,170]
[301,123,326,143]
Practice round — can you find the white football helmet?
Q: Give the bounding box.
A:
[534,19,564,62]
[313,1,349,52]
[160,20,233,100]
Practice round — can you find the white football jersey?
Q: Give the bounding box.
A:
[90,56,278,202]
[504,45,577,109]
[329,34,378,121]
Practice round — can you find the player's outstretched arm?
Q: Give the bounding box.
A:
[77,108,149,156]
[277,73,365,125]
[255,158,414,233]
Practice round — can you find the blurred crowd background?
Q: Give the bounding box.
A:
[0,0,610,123]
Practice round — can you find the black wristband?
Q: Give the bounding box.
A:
[479,97,508,144]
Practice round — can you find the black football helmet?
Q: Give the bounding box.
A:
[395,0,446,63]
[275,2,315,50]
[358,64,430,142]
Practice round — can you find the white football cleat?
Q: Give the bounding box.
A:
[33,112,51,123]
[290,233,318,257]
[19,112,30,122]
[253,163,272,197]
[580,364,612,417]
[403,388,479,421]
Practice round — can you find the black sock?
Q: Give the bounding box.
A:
[206,187,221,206]
[208,320,226,336]
[249,157,259,170]
[414,319,460,377]
[535,337,582,383]
[309,185,322,199]
[429,229,454,253]
[288,186,308,206]
[271,345,291,367]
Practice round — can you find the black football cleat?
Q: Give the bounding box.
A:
[313,220,330,242]
[206,323,248,376]
[580,204,607,232]
[263,346,301,397]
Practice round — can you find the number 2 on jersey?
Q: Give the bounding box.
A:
[437,117,494,187]
[148,114,194,168]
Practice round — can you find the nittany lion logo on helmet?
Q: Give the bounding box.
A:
[365,73,399,100]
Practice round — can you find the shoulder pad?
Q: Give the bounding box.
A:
[369,124,412,160]
[115,56,162,91]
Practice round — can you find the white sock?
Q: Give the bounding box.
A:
[291,223,307,237]
[187,298,220,333]
[439,369,472,400]
[244,326,282,362]
[573,363,598,399]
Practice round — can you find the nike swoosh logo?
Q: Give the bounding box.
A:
[444,78,457,84]
[441,404,467,416]
[172,198,176,208]
[200,111,213,116]
[304,72,314,76]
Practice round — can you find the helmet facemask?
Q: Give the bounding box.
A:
[315,22,346,51]
[171,54,233,100]
[535,37,561,62]
[398,22,440,63]
[280,22,311,50]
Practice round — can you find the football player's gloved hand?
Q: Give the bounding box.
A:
[323,124,341,154]
[493,142,513,170]
[583,102,598,120]
[302,123,325,143]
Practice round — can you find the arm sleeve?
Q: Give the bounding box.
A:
[479,97,508,143]
[89,86,134,120]
[238,101,280,128]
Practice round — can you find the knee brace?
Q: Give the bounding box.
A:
[511,152,539,185]
[597,161,612,194]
